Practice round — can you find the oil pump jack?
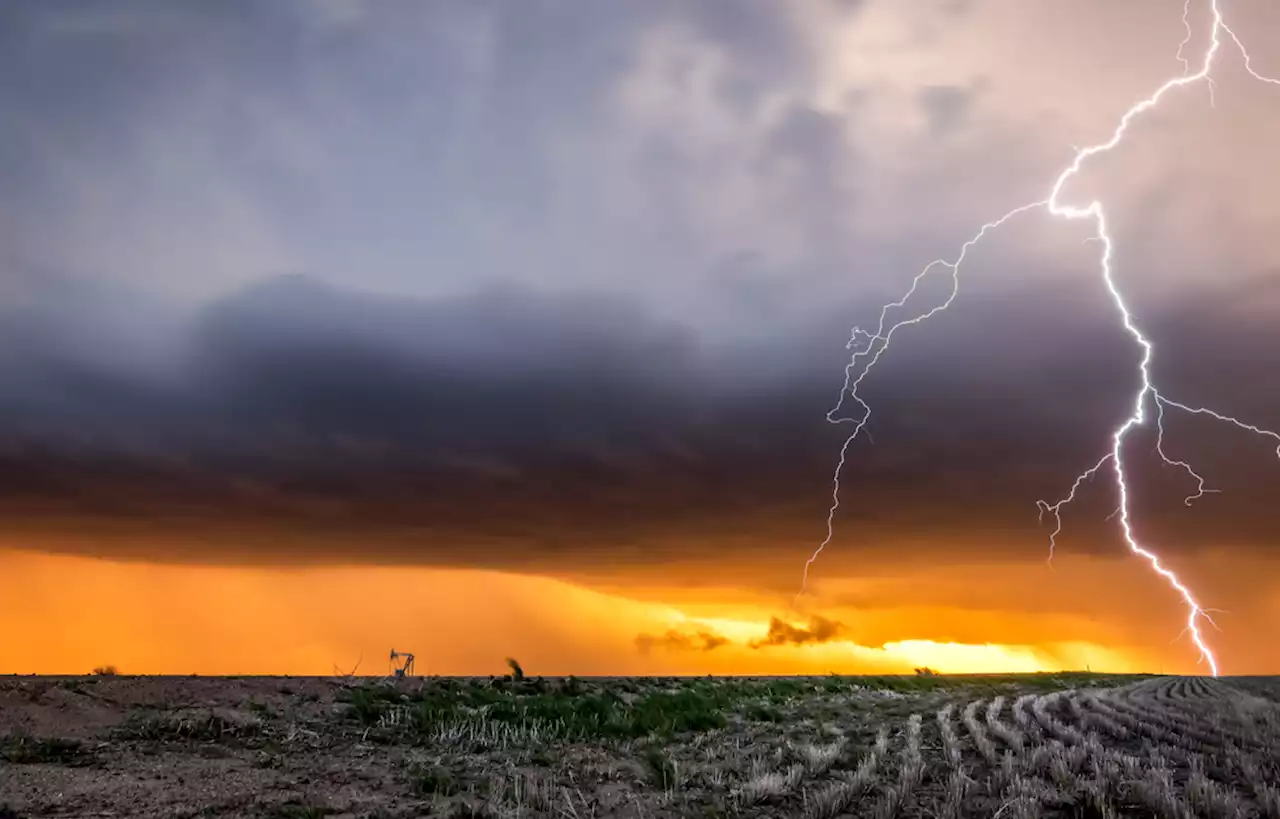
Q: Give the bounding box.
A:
[389,649,415,677]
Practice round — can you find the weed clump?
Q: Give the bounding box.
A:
[0,734,86,765]
[642,747,678,790]
[409,764,459,796]
[344,685,407,727]
[115,710,262,743]
[263,802,335,819]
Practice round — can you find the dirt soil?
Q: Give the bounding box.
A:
[2,673,1278,818]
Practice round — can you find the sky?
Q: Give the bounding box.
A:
[2,0,1280,676]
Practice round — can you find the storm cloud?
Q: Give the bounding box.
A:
[0,0,1278,577]
[635,628,730,655]
[750,616,848,648]
[0,267,1275,575]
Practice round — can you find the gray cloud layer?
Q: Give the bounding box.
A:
[2,1,1279,569]
[0,269,1276,570]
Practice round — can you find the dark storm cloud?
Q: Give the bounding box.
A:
[635,628,730,654]
[2,0,1279,573]
[750,616,847,648]
[0,269,1277,572]
[634,614,850,653]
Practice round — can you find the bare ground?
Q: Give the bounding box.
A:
[2,673,1278,818]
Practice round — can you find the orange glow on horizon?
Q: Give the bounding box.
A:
[2,547,1277,676]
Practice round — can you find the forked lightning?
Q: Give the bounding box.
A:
[800,0,1280,676]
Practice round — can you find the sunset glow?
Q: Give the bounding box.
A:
[5,547,1276,676]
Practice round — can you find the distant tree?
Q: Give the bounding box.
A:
[505,657,525,681]
[914,667,938,677]
[92,665,118,676]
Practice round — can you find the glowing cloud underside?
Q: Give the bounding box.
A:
[800,0,1280,677]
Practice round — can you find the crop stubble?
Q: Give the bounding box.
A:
[2,673,1279,817]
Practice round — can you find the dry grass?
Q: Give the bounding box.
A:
[963,697,1000,765]
[2,672,1278,817]
[802,726,887,819]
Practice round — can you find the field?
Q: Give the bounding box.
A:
[2,672,1279,818]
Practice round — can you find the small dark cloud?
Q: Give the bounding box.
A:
[768,104,847,166]
[937,0,976,18]
[750,615,846,648]
[635,628,729,654]
[919,85,975,138]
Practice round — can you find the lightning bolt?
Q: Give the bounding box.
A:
[798,0,1280,677]
[1177,0,1196,77]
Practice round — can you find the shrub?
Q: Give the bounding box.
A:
[505,657,525,681]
